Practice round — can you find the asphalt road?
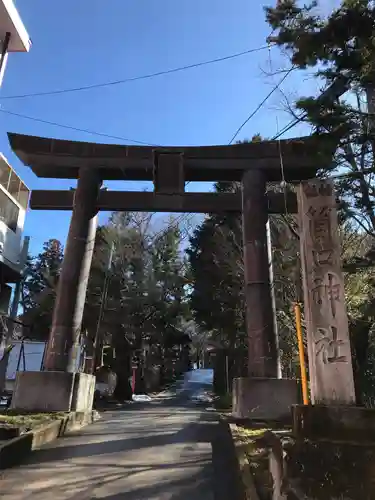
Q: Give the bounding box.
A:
[0,370,243,500]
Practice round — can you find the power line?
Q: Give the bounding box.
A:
[228,67,294,144]
[0,69,296,239]
[0,109,158,146]
[0,45,272,101]
[271,77,350,140]
[1,108,196,235]
[272,114,305,140]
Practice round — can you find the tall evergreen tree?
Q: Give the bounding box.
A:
[85,212,190,398]
[21,239,63,341]
[265,0,375,400]
[265,0,375,234]
[187,180,247,379]
[149,224,190,379]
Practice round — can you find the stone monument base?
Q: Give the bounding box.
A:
[292,404,375,441]
[10,371,96,413]
[232,377,299,421]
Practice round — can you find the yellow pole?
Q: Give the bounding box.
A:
[294,302,309,405]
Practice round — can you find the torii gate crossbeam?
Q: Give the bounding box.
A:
[7,132,337,416]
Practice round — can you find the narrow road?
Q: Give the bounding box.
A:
[0,370,243,500]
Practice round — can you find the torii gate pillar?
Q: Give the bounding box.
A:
[11,167,101,412]
[44,167,101,372]
[242,169,278,378]
[232,169,299,420]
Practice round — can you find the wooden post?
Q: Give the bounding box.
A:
[44,167,101,372]
[298,179,356,404]
[242,169,278,378]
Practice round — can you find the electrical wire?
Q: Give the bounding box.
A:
[0,45,272,101]
[272,114,305,140]
[0,108,158,146]
[0,64,297,241]
[0,110,194,239]
[270,76,350,141]
[1,76,298,148]
[228,67,294,144]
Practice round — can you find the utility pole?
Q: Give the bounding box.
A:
[92,241,114,372]
[266,221,282,379]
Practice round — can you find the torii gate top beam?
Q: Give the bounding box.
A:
[8,132,337,182]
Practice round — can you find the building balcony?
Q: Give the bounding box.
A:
[0,154,29,282]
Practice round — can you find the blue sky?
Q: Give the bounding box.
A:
[0,0,323,257]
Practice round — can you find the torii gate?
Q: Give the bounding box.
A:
[8,132,336,416]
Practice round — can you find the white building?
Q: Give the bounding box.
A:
[0,154,29,308]
[0,1,31,315]
[0,0,31,85]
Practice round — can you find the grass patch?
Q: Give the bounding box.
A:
[233,424,291,500]
[232,425,273,499]
[233,421,375,499]
[0,410,66,431]
[286,439,375,499]
[236,427,270,439]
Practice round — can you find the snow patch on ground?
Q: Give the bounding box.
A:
[190,390,213,403]
[132,394,152,402]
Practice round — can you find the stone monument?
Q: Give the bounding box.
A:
[291,179,374,441]
[298,178,355,404]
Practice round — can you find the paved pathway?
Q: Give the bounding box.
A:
[0,370,243,499]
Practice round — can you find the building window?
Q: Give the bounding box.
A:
[0,188,19,232]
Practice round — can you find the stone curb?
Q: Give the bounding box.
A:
[226,420,260,500]
[0,410,101,470]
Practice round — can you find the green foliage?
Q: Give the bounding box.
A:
[84,212,191,396]
[186,137,303,379]
[186,181,247,378]
[265,0,375,234]
[269,213,302,378]
[265,0,375,401]
[21,239,63,341]
[150,224,189,349]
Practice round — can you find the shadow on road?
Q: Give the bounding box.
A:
[16,413,244,500]
[1,370,244,500]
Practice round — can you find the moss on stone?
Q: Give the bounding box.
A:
[0,410,66,431]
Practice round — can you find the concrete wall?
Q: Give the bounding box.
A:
[232,377,300,421]
[11,371,76,412]
[71,373,95,412]
[11,371,96,413]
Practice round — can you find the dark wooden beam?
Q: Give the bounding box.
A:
[29,190,298,214]
[8,132,338,182]
[154,152,185,193]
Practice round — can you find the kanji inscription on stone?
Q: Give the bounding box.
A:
[315,326,347,364]
[298,179,355,404]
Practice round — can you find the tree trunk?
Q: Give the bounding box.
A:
[113,360,132,400]
[213,350,227,395]
[350,318,370,406]
[112,337,132,401]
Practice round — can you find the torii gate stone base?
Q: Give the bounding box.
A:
[8,132,336,417]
